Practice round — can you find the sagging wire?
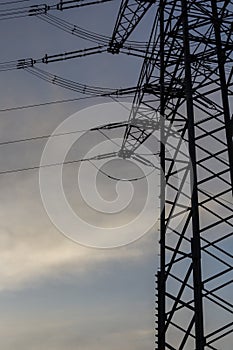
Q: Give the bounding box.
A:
[89,159,157,182]
[0,156,159,182]
[0,0,114,20]
[38,13,151,50]
[25,66,116,95]
[25,66,137,97]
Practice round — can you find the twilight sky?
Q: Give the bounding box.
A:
[0,1,160,349]
[0,1,232,349]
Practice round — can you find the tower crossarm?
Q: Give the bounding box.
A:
[108,0,156,54]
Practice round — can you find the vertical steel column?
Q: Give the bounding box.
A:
[211,0,233,195]
[158,0,166,348]
[181,0,205,348]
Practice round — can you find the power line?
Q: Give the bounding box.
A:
[0,123,129,147]
[0,119,127,149]
[0,157,92,175]
[0,0,30,6]
[0,0,114,20]
[0,54,137,95]
[89,159,157,182]
[0,46,107,72]
[25,66,137,96]
[38,13,150,50]
[0,154,158,181]
[0,125,160,179]
[0,92,135,114]
[0,43,151,74]
[0,128,93,147]
[25,66,110,94]
[0,95,104,113]
[0,121,148,150]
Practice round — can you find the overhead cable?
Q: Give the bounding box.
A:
[0,45,107,72]
[0,95,106,113]
[25,66,137,96]
[0,0,30,6]
[38,13,150,50]
[0,0,113,20]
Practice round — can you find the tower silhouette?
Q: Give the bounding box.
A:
[1,0,232,348]
[108,1,233,349]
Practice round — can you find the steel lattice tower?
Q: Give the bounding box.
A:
[108,1,233,349]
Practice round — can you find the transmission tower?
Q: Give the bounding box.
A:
[2,0,231,348]
[108,1,233,349]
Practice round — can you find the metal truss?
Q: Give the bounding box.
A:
[108,0,233,349]
[108,0,154,53]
